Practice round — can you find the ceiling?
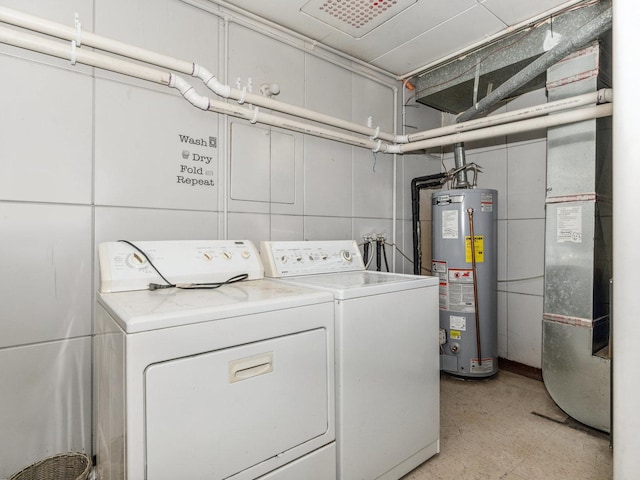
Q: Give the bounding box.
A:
[216,0,577,78]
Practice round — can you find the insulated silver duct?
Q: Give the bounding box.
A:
[450,5,611,192]
[456,6,612,124]
[542,39,612,433]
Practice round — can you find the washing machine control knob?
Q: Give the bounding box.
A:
[280,255,288,263]
[241,250,251,259]
[341,250,353,263]
[223,251,233,260]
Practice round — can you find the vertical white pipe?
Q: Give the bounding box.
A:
[221,16,230,240]
[392,86,398,272]
[613,1,640,478]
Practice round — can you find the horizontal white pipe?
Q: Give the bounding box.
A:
[0,25,170,85]
[0,23,389,153]
[0,5,398,143]
[388,103,613,153]
[192,64,397,142]
[395,88,613,143]
[0,5,194,74]
[0,21,614,156]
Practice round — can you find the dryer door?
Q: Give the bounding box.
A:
[144,328,329,480]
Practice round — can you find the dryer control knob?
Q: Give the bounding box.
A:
[241,250,251,259]
[223,251,233,260]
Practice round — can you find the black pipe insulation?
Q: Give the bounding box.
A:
[363,241,370,268]
[382,240,390,272]
[411,173,447,275]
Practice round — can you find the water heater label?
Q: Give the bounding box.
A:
[450,315,467,331]
[470,358,494,374]
[442,210,459,239]
[465,235,484,263]
[480,193,494,212]
[432,260,448,310]
[447,268,475,313]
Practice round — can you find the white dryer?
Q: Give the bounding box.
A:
[95,240,336,480]
[260,240,440,480]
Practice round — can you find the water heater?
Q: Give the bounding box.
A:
[432,188,498,378]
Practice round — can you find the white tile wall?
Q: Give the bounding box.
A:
[270,215,304,241]
[0,203,93,348]
[303,216,353,240]
[352,75,395,133]
[95,79,219,210]
[506,294,544,367]
[227,212,271,246]
[304,136,353,217]
[497,291,508,358]
[305,55,352,119]
[395,218,417,274]
[398,153,442,221]
[506,219,545,297]
[353,149,395,218]
[94,207,219,245]
[0,338,91,479]
[507,140,547,219]
[94,0,218,67]
[0,56,93,204]
[228,23,305,108]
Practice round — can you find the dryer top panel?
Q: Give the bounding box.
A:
[97,278,333,333]
[275,271,438,300]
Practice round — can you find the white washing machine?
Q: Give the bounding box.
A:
[95,240,336,480]
[260,240,440,480]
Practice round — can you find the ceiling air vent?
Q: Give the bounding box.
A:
[300,0,417,38]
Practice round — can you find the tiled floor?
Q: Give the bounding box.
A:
[403,371,613,480]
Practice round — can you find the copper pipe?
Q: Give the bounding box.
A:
[467,208,482,366]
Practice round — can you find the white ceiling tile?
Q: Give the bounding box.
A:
[480,0,568,26]
[371,4,507,75]
[216,0,570,75]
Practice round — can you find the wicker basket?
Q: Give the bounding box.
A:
[9,453,91,480]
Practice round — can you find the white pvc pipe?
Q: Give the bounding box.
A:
[0,20,614,156]
[613,1,640,478]
[388,103,613,153]
[0,5,194,74]
[0,25,170,85]
[397,89,613,144]
[0,5,398,144]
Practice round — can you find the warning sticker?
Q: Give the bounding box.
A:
[450,315,467,331]
[432,260,448,311]
[447,268,475,313]
[470,358,494,374]
[557,206,582,243]
[450,330,461,340]
[442,210,459,239]
[480,193,494,213]
[465,235,484,263]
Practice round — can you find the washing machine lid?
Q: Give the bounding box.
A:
[280,271,438,299]
[97,279,333,333]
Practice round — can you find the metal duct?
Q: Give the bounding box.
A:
[542,39,612,433]
[456,5,612,124]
